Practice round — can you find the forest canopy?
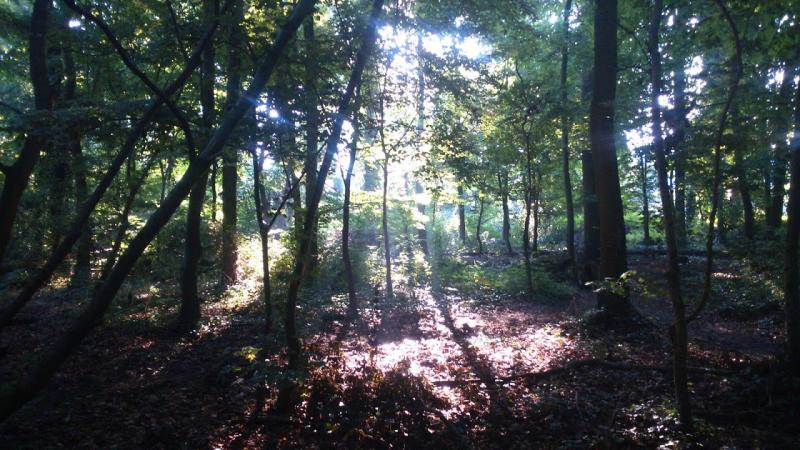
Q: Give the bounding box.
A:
[0,0,799,447]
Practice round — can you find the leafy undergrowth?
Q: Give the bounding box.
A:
[0,251,798,448]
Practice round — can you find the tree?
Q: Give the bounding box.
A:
[221,0,244,286]
[283,0,383,365]
[0,0,315,419]
[589,0,631,318]
[179,0,217,330]
[560,0,575,273]
[784,64,800,372]
[648,0,691,429]
[0,0,51,267]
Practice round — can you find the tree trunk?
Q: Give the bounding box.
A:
[283,0,381,366]
[0,7,226,328]
[62,39,90,285]
[582,148,600,281]
[672,65,689,248]
[694,0,742,324]
[476,192,485,255]
[252,144,271,334]
[381,156,393,299]
[533,172,541,253]
[523,133,535,298]
[343,97,360,311]
[210,162,218,222]
[0,0,315,420]
[649,0,691,429]
[641,148,651,245]
[560,0,575,269]
[0,0,51,267]
[500,174,513,255]
[590,0,630,317]
[221,0,244,286]
[783,66,800,372]
[179,173,209,328]
[523,186,534,298]
[304,16,320,265]
[768,78,793,229]
[179,0,217,331]
[733,139,755,240]
[458,184,467,246]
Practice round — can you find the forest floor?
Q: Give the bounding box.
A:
[1,247,799,449]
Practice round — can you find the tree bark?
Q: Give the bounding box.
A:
[532,172,540,253]
[252,140,271,333]
[582,148,600,281]
[221,0,244,286]
[381,153,393,300]
[560,0,575,270]
[500,174,513,255]
[343,96,361,311]
[641,147,651,245]
[733,131,755,239]
[303,16,320,265]
[649,0,691,429]
[590,0,630,317]
[62,37,90,285]
[476,192,485,255]
[523,126,535,298]
[458,185,467,246]
[671,65,689,248]
[768,78,793,229]
[783,66,800,372]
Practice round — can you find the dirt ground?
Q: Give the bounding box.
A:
[0,253,796,448]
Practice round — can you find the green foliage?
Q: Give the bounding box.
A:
[439,257,574,303]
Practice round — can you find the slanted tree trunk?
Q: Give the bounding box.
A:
[0,0,314,420]
[0,6,227,329]
[649,0,691,429]
[221,0,244,286]
[179,0,217,331]
[590,0,631,317]
[560,0,575,270]
[0,0,51,267]
[783,66,800,373]
[458,185,467,246]
[283,0,382,366]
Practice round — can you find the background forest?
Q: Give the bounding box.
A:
[1,0,799,447]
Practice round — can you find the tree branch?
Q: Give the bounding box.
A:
[60,0,198,154]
